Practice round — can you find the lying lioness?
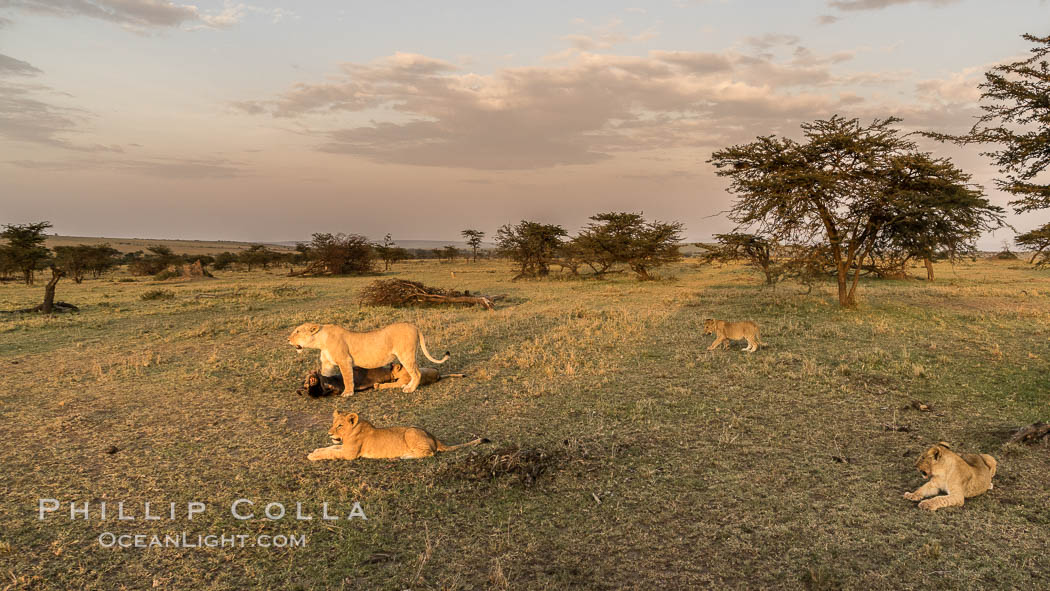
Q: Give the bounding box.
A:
[903,442,997,512]
[373,363,466,390]
[295,366,397,397]
[289,322,449,394]
[307,410,488,461]
[703,318,764,352]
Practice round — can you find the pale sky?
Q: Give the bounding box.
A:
[1,0,1048,247]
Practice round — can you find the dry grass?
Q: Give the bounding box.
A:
[1,258,1048,590]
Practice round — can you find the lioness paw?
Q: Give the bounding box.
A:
[307,450,324,461]
[917,499,940,512]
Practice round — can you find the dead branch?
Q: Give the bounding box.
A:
[359,279,497,310]
[1006,421,1050,445]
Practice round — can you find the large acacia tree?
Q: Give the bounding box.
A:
[928,33,1050,264]
[710,116,1002,307]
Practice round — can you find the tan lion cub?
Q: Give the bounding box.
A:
[703,318,764,352]
[903,442,997,512]
[307,410,487,461]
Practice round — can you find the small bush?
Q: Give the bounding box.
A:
[153,269,179,281]
[140,289,175,301]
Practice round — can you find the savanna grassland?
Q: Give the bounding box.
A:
[0,258,1048,590]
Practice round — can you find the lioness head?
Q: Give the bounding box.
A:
[390,363,406,379]
[288,323,323,352]
[327,410,361,445]
[702,319,717,335]
[915,442,952,480]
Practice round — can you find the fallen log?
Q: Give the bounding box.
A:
[359,279,496,310]
[1006,421,1050,445]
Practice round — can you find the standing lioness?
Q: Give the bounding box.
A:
[703,318,764,352]
[289,322,448,394]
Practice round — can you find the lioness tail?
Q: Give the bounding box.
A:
[436,437,491,452]
[418,332,449,364]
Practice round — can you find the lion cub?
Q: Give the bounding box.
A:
[903,442,997,512]
[307,410,488,461]
[703,318,764,352]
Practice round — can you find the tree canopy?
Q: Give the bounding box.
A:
[461,229,485,262]
[710,116,1003,306]
[1,222,52,285]
[495,220,567,279]
[572,212,683,280]
[927,33,1050,213]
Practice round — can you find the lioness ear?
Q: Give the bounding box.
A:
[937,441,951,449]
[932,448,940,460]
[332,408,340,419]
[308,324,321,335]
[346,413,359,426]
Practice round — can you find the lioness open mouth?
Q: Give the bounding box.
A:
[293,344,303,352]
[330,437,342,444]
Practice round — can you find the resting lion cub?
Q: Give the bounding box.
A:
[903,442,997,512]
[703,318,764,352]
[373,363,466,390]
[307,410,487,461]
[289,322,449,394]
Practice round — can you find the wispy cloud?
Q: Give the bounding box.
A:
[828,0,960,11]
[0,53,124,151]
[0,53,42,76]
[233,45,889,170]
[8,156,248,178]
[0,0,248,31]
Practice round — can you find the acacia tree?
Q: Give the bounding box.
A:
[297,233,375,275]
[441,245,460,262]
[1,222,52,285]
[710,116,1001,307]
[374,234,409,270]
[1016,225,1050,265]
[698,233,780,285]
[929,34,1050,212]
[926,34,1050,266]
[572,212,683,280]
[871,154,1004,280]
[238,244,277,271]
[461,229,485,262]
[52,245,92,283]
[495,220,567,279]
[130,245,181,275]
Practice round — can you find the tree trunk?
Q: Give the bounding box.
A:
[41,267,63,314]
[836,264,852,307]
[924,257,935,281]
[23,268,33,286]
